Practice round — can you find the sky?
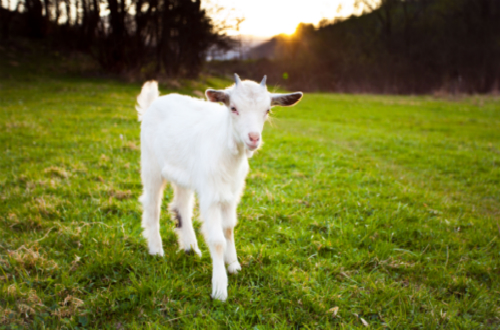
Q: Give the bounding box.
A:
[202,0,362,38]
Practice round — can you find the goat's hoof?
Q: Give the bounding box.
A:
[227,261,241,274]
[149,248,164,257]
[184,246,202,257]
[211,275,228,301]
[211,289,227,302]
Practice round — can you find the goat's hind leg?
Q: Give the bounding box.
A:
[170,184,201,257]
[140,168,166,256]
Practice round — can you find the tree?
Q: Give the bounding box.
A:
[0,0,234,78]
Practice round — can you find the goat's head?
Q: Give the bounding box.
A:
[205,74,303,152]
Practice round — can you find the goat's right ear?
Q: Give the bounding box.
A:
[205,89,229,106]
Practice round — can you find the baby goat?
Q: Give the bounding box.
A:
[136,74,303,301]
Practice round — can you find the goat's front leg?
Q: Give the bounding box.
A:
[221,202,241,274]
[201,203,228,301]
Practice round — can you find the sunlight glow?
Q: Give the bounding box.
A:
[203,0,361,38]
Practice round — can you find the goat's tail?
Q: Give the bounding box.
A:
[136,80,160,121]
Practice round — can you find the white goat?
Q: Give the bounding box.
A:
[136,74,303,301]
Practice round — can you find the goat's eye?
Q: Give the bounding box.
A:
[266,109,271,115]
[231,106,238,115]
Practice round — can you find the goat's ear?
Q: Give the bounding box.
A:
[205,89,230,105]
[271,92,303,107]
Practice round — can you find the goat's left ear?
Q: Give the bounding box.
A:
[271,92,303,107]
[206,89,230,106]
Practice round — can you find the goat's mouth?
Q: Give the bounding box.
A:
[245,142,259,151]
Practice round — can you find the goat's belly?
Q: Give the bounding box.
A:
[160,165,244,203]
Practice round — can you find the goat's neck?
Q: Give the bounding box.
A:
[225,116,246,159]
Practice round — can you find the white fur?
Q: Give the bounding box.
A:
[136,75,302,301]
[136,81,160,122]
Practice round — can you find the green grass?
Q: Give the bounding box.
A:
[1,70,499,329]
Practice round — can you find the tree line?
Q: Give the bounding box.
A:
[0,0,233,77]
[208,0,500,94]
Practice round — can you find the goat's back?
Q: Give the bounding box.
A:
[141,93,226,130]
[140,94,231,167]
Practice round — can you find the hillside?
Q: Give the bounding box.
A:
[211,0,500,94]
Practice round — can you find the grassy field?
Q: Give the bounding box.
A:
[1,69,500,329]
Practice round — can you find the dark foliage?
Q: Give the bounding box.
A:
[0,0,232,78]
[208,0,500,94]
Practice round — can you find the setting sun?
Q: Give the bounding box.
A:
[241,17,303,38]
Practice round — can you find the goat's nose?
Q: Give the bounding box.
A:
[248,132,260,143]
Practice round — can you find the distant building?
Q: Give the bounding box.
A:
[247,37,278,60]
[206,35,270,61]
